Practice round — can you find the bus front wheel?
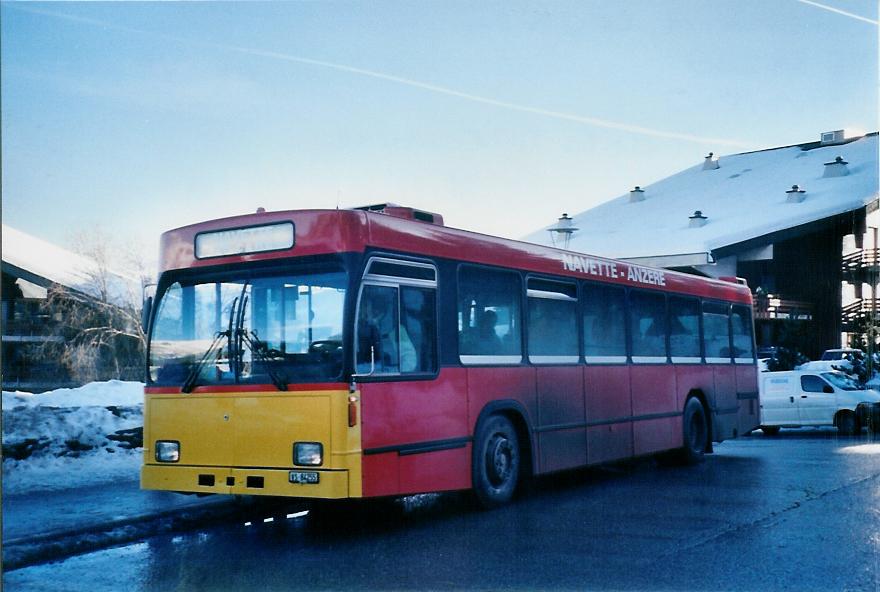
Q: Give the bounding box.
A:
[472,415,520,509]
[680,397,708,465]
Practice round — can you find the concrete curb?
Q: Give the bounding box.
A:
[4,497,230,547]
[3,498,241,570]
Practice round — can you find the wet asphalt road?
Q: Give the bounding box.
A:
[5,429,880,592]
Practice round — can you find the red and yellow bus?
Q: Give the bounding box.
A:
[141,204,759,507]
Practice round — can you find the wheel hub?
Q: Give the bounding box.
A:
[486,435,512,487]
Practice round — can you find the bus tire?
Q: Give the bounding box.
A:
[836,411,859,436]
[761,426,780,436]
[472,414,520,509]
[680,397,708,465]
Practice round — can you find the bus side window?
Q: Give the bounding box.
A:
[527,278,577,363]
[629,291,668,363]
[458,266,522,362]
[583,283,626,363]
[731,305,755,363]
[669,296,701,362]
[703,302,731,363]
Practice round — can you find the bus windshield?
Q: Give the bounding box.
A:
[148,267,347,388]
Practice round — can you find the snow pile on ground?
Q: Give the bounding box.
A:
[2,381,144,495]
[2,380,144,409]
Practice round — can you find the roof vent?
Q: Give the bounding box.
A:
[786,184,806,203]
[820,130,846,145]
[823,156,850,178]
[629,186,645,203]
[354,203,444,225]
[689,210,708,228]
[702,152,719,171]
[548,213,579,249]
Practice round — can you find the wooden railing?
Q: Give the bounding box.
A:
[753,296,813,320]
[842,248,880,274]
[842,298,880,321]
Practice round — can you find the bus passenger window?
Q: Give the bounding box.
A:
[703,302,731,362]
[630,291,667,362]
[458,266,522,363]
[731,305,755,363]
[527,279,577,363]
[669,297,701,362]
[583,284,626,363]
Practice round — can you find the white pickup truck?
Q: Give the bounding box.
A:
[759,370,880,435]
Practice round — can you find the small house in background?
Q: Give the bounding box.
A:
[525,131,879,359]
[1,225,142,391]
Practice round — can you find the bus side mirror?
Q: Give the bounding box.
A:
[823,385,834,394]
[142,296,153,331]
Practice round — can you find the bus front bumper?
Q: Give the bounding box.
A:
[141,464,352,498]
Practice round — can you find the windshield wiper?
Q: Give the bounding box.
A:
[232,288,248,383]
[238,329,289,391]
[180,281,288,392]
[181,295,239,394]
[181,329,229,393]
[228,284,287,390]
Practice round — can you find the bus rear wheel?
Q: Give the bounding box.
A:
[679,397,708,465]
[472,415,520,509]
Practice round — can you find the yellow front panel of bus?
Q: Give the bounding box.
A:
[149,395,235,466]
[232,395,330,468]
[143,388,362,498]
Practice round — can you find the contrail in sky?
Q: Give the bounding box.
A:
[12,5,753,148]
[217,44,751,148]
[794,0,879,25]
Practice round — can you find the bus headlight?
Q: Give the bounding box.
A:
[293,442,323,466]
[155,440,180,463]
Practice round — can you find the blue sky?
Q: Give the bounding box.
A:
[2,1,877,264]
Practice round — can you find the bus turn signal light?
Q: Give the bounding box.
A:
[348,396,358,427]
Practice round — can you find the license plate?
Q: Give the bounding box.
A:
[289,471,320,484]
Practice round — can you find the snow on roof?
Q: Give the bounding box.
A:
[524,133,879,261]
[1,224,140,306]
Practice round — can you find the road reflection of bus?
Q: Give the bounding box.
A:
[141,204,759,507]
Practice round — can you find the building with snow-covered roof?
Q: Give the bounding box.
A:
[2,225,142,390]
[525,131,879,358]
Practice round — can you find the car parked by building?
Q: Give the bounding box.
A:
[820,348,863,361]
[759,370,880,435]
[796,348,864,373]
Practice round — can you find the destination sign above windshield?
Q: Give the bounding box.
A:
[194,221,295,259]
